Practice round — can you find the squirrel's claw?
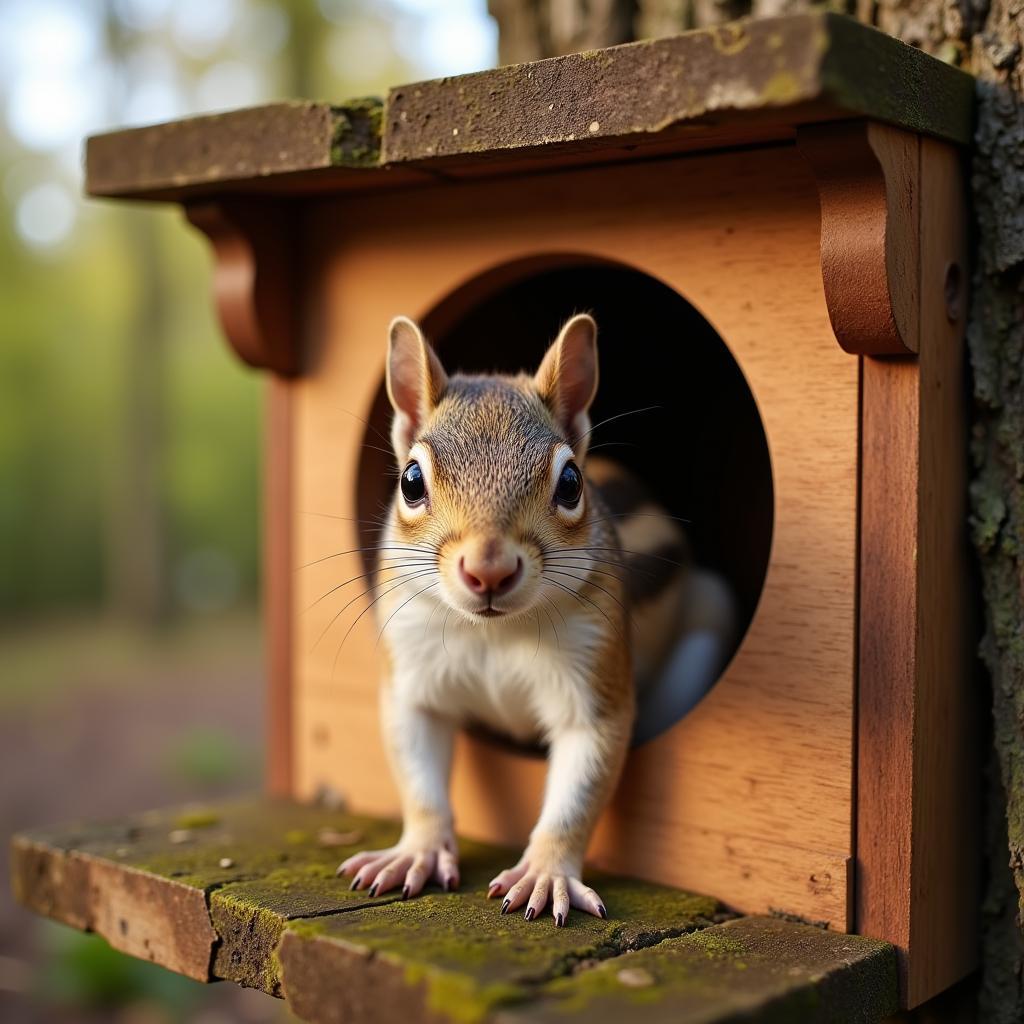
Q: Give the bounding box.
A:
[337,842,459,899]
[488,861,606,925]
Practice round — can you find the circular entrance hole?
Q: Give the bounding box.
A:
[357,258,773,741]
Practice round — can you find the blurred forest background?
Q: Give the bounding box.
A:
[0,1,495,1021]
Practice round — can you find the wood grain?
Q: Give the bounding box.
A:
[908,137,976,1005]
[290,145,860,929]
[798,121,920,355]
[185,199,302,375]
[11,801,898,1024]
[11,835,217,982]
[84,13,974,202]
[266,378,295,796]
[855,138,976,1006]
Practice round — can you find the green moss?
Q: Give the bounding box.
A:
[173,810,221,830]
[710,23,750,56]
[330,98,384,167]
[407,963,527,1024]
[681,930,746,958]
[527,919,896,1021]
[762,71,804,103]
[211,890,287,994]
[276,864,719,1022]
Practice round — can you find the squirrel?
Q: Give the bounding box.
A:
[337,313,735,924]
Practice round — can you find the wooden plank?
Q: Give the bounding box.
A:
[266,377,295,796]
[855,139,976,1006]
[384,13,973,167]
[12,801,900,1022]
[292,142,859,927]
[11,801,409,991]
[12,801,719,1000]
[856,354,919,989]
[279,874,718,1024]
[83,13,973,202]
[907,138,977,1003]
[496,917,898,1024]
[280,913,896,1024]
[86,100,384,199]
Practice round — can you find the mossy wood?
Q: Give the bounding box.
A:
[84,12,972,201]
[67,10,979,1013]
[11,800,897,1023]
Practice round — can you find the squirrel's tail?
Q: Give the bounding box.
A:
[632,568,737,746]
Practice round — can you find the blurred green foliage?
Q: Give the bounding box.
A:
[165,725,258,786]
[36,922,204,1017]
[0,198,261,616]
[0,0,493,624]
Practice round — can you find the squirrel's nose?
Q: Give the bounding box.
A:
[459,554,522,597]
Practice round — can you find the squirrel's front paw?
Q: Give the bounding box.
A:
[337,837,459,899]
[486,858,606,926]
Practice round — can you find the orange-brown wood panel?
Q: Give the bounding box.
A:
[856,138,975,1007]
[266,377,295,796]
[286,144,860,929]
[908,137,976,1005]
[857,355,919,980]
[798,122,920,356]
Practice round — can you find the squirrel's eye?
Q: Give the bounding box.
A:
[400,461,426,505]
[555,461,583,508]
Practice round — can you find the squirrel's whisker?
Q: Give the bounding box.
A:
[331,572,440,676]
[540,569,628,615]
[541,592,568,631]
[304,562,439,614]
[442,608,453,656]
[548,545,688,569]
[299,511,389,526]
[542,561,627,583]
[313,567,439,653]
[297,544,434,571]
[423,589,447,637]
[575,404,662,445]
[584,441,641,454]
[539,598,561,651]
[580,511,692,527]
[331,404,393,450]
[376,580,441,647]
[539,577,624,642]
[541,553,662,582]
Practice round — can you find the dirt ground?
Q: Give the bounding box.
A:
[0,614,296,1023]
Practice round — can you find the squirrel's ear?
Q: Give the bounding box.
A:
[534,314,598,454]
[386,316,447,459]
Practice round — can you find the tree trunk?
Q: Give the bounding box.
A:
[488,1,1024,1019]
[103,2,169,626]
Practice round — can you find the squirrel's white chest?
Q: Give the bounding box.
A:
[383,595,604,742]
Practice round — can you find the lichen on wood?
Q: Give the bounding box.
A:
[277,874,720,1022]
[329,98,384,167]
[12,800,904,1022]
[498,917,898,1023]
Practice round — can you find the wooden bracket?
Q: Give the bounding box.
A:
[798,121,919,356]
[185,199,302,376]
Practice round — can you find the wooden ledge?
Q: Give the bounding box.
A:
[12,799,897,1023]
[84,12,973,202]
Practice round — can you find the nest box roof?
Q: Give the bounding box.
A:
[85,12,974,202]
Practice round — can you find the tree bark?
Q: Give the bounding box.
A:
[103,1,168,626]
[488,1,1024,1019]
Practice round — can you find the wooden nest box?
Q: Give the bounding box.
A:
[60,11,980,1013]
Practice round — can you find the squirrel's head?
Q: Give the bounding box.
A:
[384,313,599,621]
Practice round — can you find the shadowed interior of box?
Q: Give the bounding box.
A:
[357,260,774,734]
